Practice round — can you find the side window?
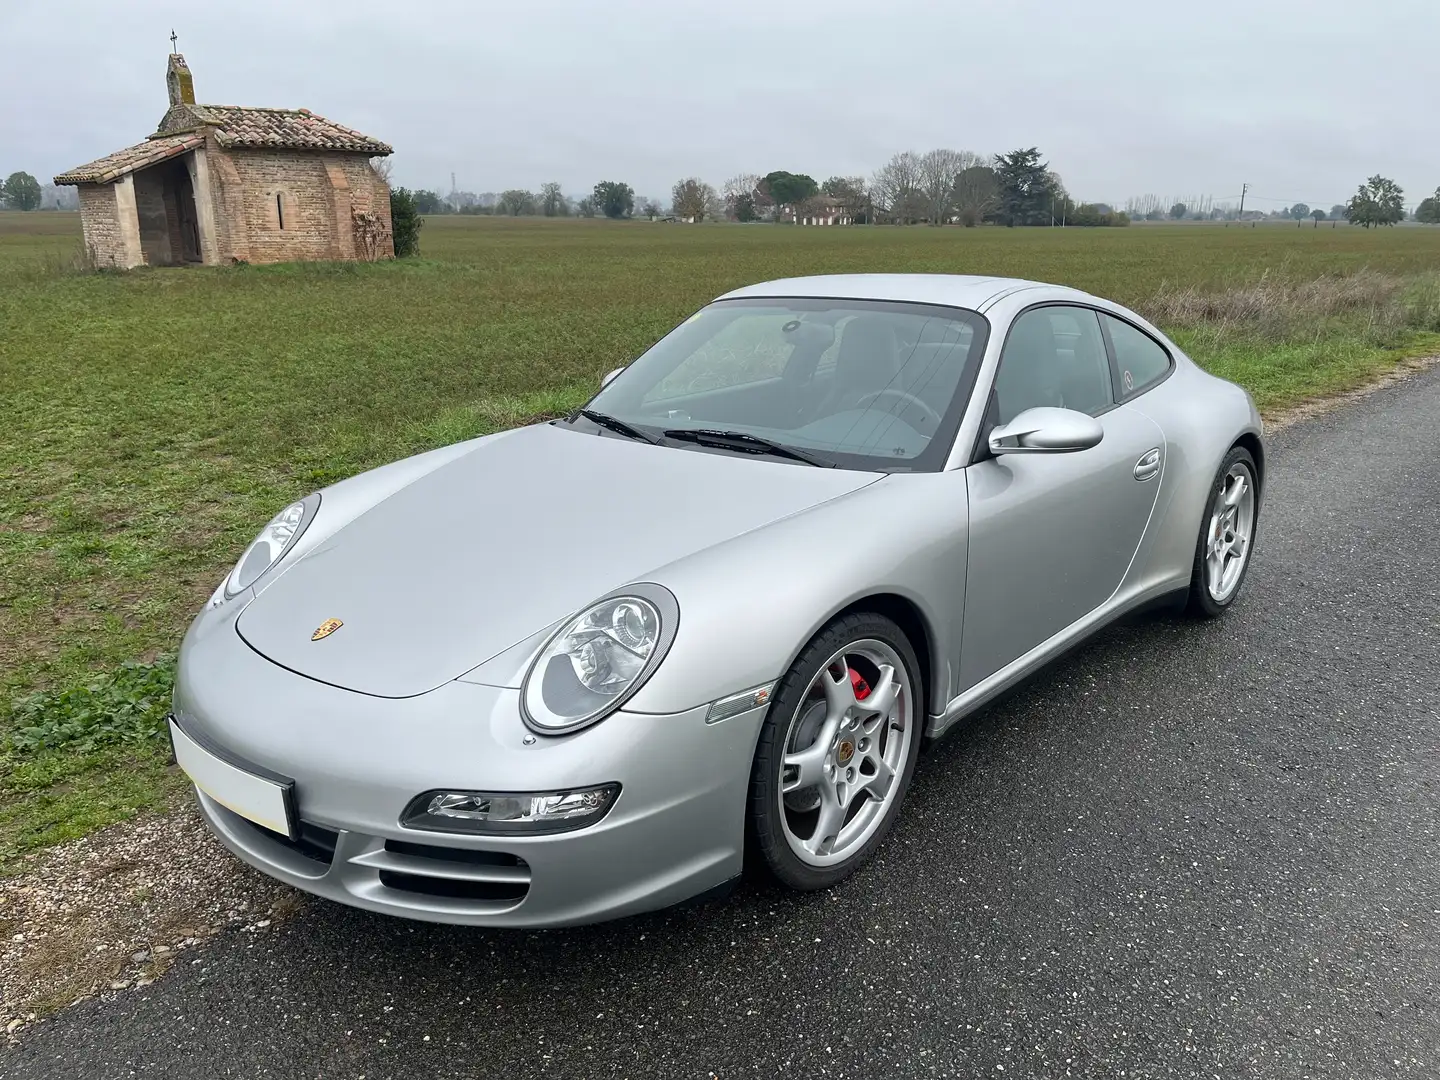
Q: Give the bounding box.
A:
[992,306,1113,425]
[1101,314,1172,398]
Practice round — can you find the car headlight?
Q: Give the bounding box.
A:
[521,585,679,735]
[221,493,321,600]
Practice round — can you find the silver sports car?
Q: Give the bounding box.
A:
[171,273,1264,927]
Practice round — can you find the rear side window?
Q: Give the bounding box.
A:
[1101,314,1171,398]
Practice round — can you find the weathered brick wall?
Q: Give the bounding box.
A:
[203,134,251,263]
[202,143,393,264]
[225,149,341,264]
[336,155,395,259]
[77,184,126,268]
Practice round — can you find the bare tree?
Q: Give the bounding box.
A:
[369,156,393,185]
[671,177,717,221]
[917,149,969,224]
[723,174,762,220]
[870,151,923,224]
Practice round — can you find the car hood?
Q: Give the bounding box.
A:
[236,423,878,698]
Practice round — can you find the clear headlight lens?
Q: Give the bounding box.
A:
[401,785,621,835]
[522,594,669,734]
[222,493,319,599]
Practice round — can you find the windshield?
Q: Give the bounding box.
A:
[582,297,990,471]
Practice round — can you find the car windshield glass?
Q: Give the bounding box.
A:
[582,297,990,472]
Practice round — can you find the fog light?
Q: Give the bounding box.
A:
[401,784,620,836]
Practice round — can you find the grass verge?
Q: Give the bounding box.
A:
[3,213,1439,869]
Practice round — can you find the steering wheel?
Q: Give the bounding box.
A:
[853,388,944,429]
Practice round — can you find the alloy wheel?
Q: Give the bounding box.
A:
[777,639,915,868]
[1205,462,1256,603]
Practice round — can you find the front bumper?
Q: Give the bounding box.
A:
[173,607,768,928]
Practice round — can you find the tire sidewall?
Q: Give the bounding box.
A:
[1189,446,1259,617]
[746,612,925,891]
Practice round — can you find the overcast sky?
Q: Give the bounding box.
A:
[3,0,1436,210]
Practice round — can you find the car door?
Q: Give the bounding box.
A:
[959,304,1165,689]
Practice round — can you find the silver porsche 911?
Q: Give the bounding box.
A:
[170,273,1264,927]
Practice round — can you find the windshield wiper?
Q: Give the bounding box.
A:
[576,409,663,445]
[662,428,836,468]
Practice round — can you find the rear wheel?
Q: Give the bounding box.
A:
[747,613,924,890]
[1187,446,1259,617]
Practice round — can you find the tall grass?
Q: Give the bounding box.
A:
[1143,268,1440,348]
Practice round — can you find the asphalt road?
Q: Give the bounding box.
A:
[9,368,1439,1079]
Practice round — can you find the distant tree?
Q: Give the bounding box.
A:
[539,182,570,217]
[2,171,41,211]
[917,149,968,224]
[389,187,423,257]
[1416,188,1440,224]
[411,189,448,215]
[670,177,716,221]
[994,148,1057,226]
[870,152,923,224]
[762,171,819,218]
[497,189,538,216]
[575,195,597,218]
[593,181,634,219]
[1169,202,1187,220]
[722,174,762,221]
[1346,176,1405,228]
[952,163,998,226]
[636,198,661,220]
[1311,208,1327,226]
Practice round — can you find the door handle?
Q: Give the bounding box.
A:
[1133,448,1161,482]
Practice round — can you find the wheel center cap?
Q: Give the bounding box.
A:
[836,739,855,765]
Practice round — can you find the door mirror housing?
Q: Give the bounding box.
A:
[601,367,625,389]
[988,407,1104,455]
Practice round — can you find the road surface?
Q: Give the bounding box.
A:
[9,367,1439,1079]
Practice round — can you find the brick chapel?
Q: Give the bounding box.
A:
[55,52,395,268]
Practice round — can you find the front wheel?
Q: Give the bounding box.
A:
[1187,445,1259,617]
[747,613,924,891]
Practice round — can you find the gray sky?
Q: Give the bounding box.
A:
[4,0,1436,210]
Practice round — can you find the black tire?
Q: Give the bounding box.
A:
[746,611,925,891]
[1186,445,1260,618]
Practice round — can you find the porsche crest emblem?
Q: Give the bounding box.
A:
[311,618,343,641]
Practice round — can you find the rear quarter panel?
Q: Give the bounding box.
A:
[1118,347,1264,595]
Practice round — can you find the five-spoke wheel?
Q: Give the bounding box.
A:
[1189,445,1260,616]
[748,613,923,889]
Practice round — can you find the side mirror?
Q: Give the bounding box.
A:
[601,367,625,389]
[988,406,1103,455]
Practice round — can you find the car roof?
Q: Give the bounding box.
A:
[714,273,1095,312]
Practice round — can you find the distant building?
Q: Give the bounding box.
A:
[54,52,395,268]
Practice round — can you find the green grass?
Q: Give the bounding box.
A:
[2,210,1439,868]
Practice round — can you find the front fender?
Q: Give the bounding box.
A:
[624,472,970,717]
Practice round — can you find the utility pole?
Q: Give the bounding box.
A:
[1237,182,1248,220]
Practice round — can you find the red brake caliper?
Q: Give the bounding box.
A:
[848,667,871,700]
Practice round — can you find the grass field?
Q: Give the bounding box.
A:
[2,210,1439,867]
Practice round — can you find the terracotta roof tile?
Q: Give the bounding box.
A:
[195,105,392,155]
[53,133,204,185]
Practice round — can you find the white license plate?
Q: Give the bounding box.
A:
[170,718,295,838]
